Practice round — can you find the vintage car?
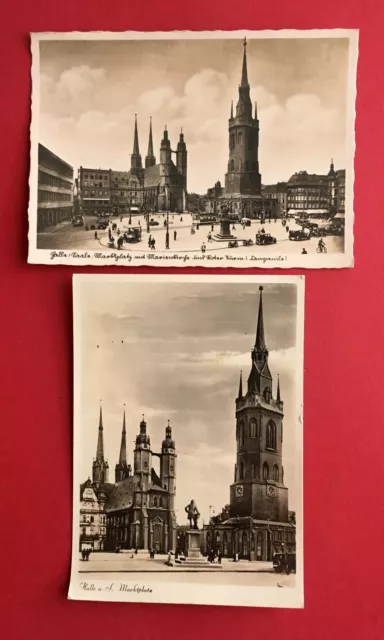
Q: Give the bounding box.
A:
[125,227,142,243]
[242,238,254,246]
[228,240,239,248]
[72,215,84,227]
[240,217,252,227]
[256,232,277,245]
[289,229,311,241]
[97,218,109,230]
[149,218,160,226]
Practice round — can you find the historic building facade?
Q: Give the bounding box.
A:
[79,407,177,553]
[78,117,187,214]
[204,287,296,561]
[286,161,346,217]
[210,40,279,220]
[37,143,74,231]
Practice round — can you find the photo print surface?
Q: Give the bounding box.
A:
[29,30,357,268]
[69,274,304,608]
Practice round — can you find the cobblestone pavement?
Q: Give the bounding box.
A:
[77,553,296,587]
[37,212,343,257]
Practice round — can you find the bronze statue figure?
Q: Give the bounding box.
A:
[185,499,200,530]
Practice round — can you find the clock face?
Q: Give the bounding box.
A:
[235,485,244,497]
[266,485,277,497]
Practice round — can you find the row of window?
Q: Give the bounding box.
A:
[38,191,72,203]
[238,460,282,482]
[81,514,106,524]
[110,191,138,197]
[82,174,109,182]
[229,132,254,150]
[39,160,73,180]
[238,419,277,450]
[83,190,109,197]
[38,171,72,190]
[83,181,108,188]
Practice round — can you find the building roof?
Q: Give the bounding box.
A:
[143,164,161,188]
[38,143,73,172]
[105,477,135,513]
[287,171,328,185]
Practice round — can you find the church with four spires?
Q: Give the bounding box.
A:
[79,412,177,553]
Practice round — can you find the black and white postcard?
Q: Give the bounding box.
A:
[29,30,357,268]
[69,274,304,608]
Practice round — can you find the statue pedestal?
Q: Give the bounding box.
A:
[186,530,202,559]
[213,216,237,242]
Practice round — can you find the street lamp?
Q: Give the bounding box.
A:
[165,210,170,249]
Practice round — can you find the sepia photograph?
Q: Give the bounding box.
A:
[28,30,357,268]
[69,274,304,608]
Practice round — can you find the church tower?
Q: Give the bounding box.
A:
[115,406,132,482]
[176,129,187,191]
[92,404,109,486]
[160,421,176,511]
[230,286,288,522]
[224,38,261,196]
[159,126,172,210]
[145,117,156,168]
[130,114,142,175]
[133,416,152,496]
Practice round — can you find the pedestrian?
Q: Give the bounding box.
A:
[135,548,138,555]
[139,220,141,226]
[201,242,206,254]
[94,231,98,240]
[218,550,222,565]
[207,232,212,242]
[301,248,307,254]
[151,238,156,250]
[286,225,289,233]
[174,230,177,241]
[148,234,152,247]
[197,223,200,230]
[232,223,236,230]
[211,223,214,231]
[180,216,183,222]
[81,549,86,561]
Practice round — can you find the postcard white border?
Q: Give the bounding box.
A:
[69,274,304,608]
[28,29,358,269]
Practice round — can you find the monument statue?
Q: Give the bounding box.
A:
[185,499,200,530]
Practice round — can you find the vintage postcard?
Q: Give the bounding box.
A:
[28,30,357,268]
[69,274,304,608]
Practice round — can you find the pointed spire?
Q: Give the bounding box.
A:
[230,100,233,118]
[255,286,266,351]
[133,114,140,155]
[96,402,104,462]
[241,37,249,87]
[119,405,127,466]
[238,370,243,398]
[147,117,154,157]
[277,375,281,403]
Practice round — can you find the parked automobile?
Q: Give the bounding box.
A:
[149,219,159,226]
[242,238,254,246]
[289,229,311,241]
[228,240,238,248]
[125,227,142,243]
[97,218,109,230]
[72,215,84,227]
[256,232,277,245]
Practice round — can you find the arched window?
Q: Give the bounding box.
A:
[159,497,163,508]
[238,132,243,145]
[230,159,235,172]
[154,496,157,507]
[267,422,277,450]
[263,462,269,480]
[239,421,245,447]
[240,461,244,480]
[223,532,228,556]
[230,134,235,149]
[250,420,257,438]
[273,465,279,482]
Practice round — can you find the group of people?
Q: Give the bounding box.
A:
[81,548,92,561]
[207,549,222,564]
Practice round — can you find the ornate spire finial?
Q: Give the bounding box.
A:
[230,100,233,118]
[240,37,249,87]
[96,402,105,462]
[277,374,281,403]
[255,286,266,351]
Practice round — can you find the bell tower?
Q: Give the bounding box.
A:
[92,404,109,486]
[225,38,261,196]
[133,415,152,496]
[230,286,288,523]
[160,420,176,511]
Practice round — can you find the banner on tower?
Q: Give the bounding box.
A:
[69,274,304,608]
[28,30,358,269]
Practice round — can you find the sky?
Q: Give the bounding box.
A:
[38,36,351,192]
[77,280,301,525]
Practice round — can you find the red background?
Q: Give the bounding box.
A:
[1,1,383,638]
